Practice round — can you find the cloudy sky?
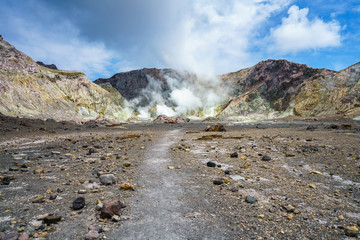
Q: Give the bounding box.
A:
[0,0,359,80]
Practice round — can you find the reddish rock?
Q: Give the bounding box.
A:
[100,200,126,219]
[18,233,30,240]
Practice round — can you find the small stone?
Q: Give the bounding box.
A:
[245,195,257,204]
[286,214,294,220]
[258,214,265,218]
[73,197,85,210]
[78,189,87,194]
[230,152,238,158]
[213,178,224,185]
[123,162,131,168]
[32,195,45,203]
[338,215,345,220]
[334,190,340,195]
[100,200,126,219]
[344,226,358,237]
[85,230,100,240]
[99,174,116,185]
[111,215,121,222]
[206,161,216,167]
[1,177,11,185]
[285,152,295,157]
[9,167,19,171]
[168,166,174,169]
[205,123,226,132]
[120,183,135,191]
[49,194,57,200]
[308,184,317,189]
[18,233,30,240]
[261,154,272,161]
[284,204,296,212]
[43,215,62,224]
[33,168,44,174]
[36,213,50,220]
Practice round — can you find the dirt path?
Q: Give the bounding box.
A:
[109,129,222,239]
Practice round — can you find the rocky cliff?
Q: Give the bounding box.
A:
[218,60,360,120]
[0,36,126,122]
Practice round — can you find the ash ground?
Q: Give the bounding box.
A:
[0,118,360,239]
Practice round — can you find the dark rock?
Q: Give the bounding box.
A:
[329,124,339,129]
[206,161,216,167]
[1,177,11,185]
[36,61,58,70]
[213,179,224,185]
[306,125,317,131]
[20,164,28,168]
[224,170,231,175]
[49,194,57,200]
[43,215,62,224]
[230,152,238,158]
[262,154,272,161]
[245,195,257,204]
[73,197,85,210]
[100,200,126,219]
[205,123,226,132]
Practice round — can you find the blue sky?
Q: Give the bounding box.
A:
[0,0,359,80]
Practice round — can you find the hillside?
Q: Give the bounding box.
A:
[218,60,360,120]
[0,36,126,122]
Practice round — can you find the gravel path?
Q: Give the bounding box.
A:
[110,129,222,239]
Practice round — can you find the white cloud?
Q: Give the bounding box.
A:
[270,5,341,54]
[160,0,290,76]
[11,18,118,79]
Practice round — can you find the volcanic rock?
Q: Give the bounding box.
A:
[205,123,226,132]
[73,197,85,210]
[100,199,126,219]
[99,174,116,185]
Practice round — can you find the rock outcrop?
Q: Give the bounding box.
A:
[36,61,58,70]
[219,60,360,119]
[0,36,126,122]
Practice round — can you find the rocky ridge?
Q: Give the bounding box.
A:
[0,36,126,122]
[219,60,360,119]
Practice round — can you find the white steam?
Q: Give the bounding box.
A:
[124,70,230,119]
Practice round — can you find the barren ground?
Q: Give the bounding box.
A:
[0,119,360,239]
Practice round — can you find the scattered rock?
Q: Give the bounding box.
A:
[306,125,317,131]
[1,177,11,185]
[73,197,85,210]
[213,178,224,185]
[285,152,295,157]
[344,226,358,237]
[111,215,121,222]
[206,161,216,167]
[245,195,257,204]
[49,194,57,200]
[32,195,45,203]
[261,154,272,161]
[78,189,87,194]
[120,183,135,191]
[99,174,116,185]
[205,123,226,132]
[230,152,238,158]
[43,215,62,224]
[33,168,44,174]
[308,184,317,189]
[100,200,126,219]
[85,230,100,240]
[18,233,30,240]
